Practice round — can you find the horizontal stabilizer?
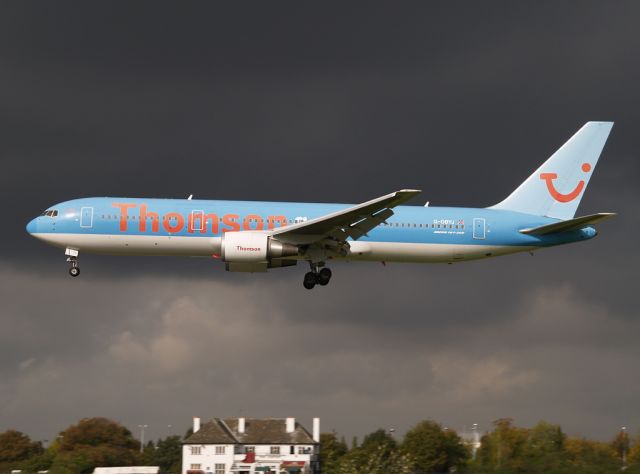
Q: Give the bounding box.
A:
[520,213,616,235]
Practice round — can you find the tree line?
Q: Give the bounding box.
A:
[1,416,640,473]
[0,417,181,474]
[320,418,639,473]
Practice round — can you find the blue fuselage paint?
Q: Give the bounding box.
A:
[26,197,596,256]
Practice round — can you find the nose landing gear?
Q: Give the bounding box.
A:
[69,264,80,277]
[66,248,80,277]
[303,263,332,290]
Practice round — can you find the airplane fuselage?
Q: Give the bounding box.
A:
[27,197,596,264]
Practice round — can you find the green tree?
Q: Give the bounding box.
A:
[564,437,619,474]
[0,430,44,472]
[612,428,630,468]
[520,421,567,473]
[473,418,528,473]
[48,449,94,474]
[150,435,183,473]
[58,417,139,451]
[334,428,399,473]
[402,420,469,473]
[0,429,43,461]
[361,429,396,451]
[628,431,640,470]
[319,432,348,473]
[46,417,140,473]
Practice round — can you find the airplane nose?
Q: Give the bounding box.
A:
[26,218,38,234]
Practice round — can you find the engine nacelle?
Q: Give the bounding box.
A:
[221,232,299,270]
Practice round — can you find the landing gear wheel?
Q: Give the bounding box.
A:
[317,267,332,286]
[69,266,80,277]
[303,272,317,290]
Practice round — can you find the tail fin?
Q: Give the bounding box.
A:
[490,122,613,220]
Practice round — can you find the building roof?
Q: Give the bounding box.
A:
[184,418,316,445]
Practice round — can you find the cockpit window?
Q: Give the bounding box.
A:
[41,210,58,217]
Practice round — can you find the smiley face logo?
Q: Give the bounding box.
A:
[540,163,591,203]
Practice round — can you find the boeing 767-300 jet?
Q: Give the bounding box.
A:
[27,122,615,289]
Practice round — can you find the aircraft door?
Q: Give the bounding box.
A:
[473,218,485,239]
[80,207,94,228]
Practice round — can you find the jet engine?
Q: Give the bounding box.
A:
[221,232,299,272]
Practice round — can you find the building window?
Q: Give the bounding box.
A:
[298,446,312,454]
[245,446,255,453]
[191,446,202,455]
[215,446,226,455]
[270,446,280,454]
[190,464,201,470]
[215,464,225,474]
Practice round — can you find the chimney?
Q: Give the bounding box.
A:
[313,417,320,443]
[239,417,246,434]
[193,417,201,433]
[286,417,295,433]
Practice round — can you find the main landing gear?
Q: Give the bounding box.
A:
[303,262,332,290]
[66,248,80,277]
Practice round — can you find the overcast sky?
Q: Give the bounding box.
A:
[1,2,639,444]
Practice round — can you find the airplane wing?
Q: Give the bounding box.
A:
[520,212,616,235]
[269,189,421,245]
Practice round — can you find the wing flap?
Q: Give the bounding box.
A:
[520,213,616,235]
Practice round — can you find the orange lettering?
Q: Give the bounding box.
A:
[139,204,159,233]
[243,214,264,231]
[203,214,220,234]
[112,202,136,232]
[163,212,185,233]
[222,214,240,232]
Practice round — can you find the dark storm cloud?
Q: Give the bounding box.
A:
[1,1,639,443]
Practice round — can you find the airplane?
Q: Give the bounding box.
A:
[26,121,615,289]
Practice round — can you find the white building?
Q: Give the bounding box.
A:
[182,417,320,474]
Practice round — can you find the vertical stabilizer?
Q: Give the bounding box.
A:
[490,122,613,220]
